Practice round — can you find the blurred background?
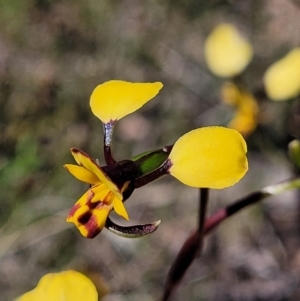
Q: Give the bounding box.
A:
[1,0,300,300]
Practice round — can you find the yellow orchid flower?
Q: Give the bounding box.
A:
[90,80,163,123]
[204,23,253,77]
[264,48,300,101]
[168,127,248,189]
[221,82,259,137]
[15,270,98,301]
[64,148,129,238]
[65,80,249,238]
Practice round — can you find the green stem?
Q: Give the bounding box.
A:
[133,159,172,188]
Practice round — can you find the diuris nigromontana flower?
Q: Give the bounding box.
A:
[65,80,248,238]
[64,148,132,238]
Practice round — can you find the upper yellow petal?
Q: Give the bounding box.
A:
[168,127,248,189]
[263,48,300,101]
[15,270,98,301]
[90,80,163,123]
[64,164,100,185]
[204,23,253,77]
[70,148,122,200]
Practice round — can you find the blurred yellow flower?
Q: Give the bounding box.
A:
[168,127,248,189]
[221,82,258,137]
[204,23,253,77]
[15,270,98,301]
[90,80,163,123]
[263,48,300,101]
[64,148,129,238]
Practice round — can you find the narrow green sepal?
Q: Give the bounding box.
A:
[132,147,172,176]
[105,218,161,238]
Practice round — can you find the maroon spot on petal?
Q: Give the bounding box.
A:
[78,211,92,225]
[85,215,102,239]
[87,200,100,210]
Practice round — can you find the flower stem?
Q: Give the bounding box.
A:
[198,188,209,233]
[161,177,300,301]
[204,177,300,234]
[161,188,209,301]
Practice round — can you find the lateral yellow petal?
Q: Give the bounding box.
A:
[64,164,100,185]
[70,148,122,200]
[90,80,163,123]
[263,48,300,101]
[113,196,129,220]
[204,23,253,77]
[168,127,248,189]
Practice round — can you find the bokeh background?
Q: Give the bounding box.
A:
[1,0,300,300]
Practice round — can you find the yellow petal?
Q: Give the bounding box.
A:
[69,190,93,211]
[91,183,110,203]
[221,81,241,106]
[67,190,92,225]
[168,127,248,189]
[204,23,253,77]
[227,113,257,137]
[15,270,98,301]
[92,184,129,220]
[67,194,112,238]
[90,80,163,123]
[70,148,122,200]
[113,196,129,220]
[89,205,112,237]
[221,82,258,137]
[64,164,99,185]
[263,48,300,101]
